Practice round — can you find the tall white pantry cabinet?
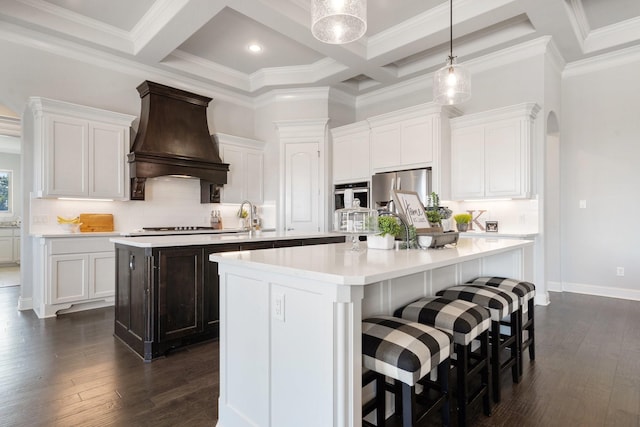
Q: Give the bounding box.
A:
[24,97,136,200]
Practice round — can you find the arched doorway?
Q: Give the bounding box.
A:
[0,110,22,308]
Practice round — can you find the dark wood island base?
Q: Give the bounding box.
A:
[113,235,345,361]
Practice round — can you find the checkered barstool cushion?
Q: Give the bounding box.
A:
[436,285,519,320]
[467,277,535,304]
[362,316,452,387]
[394,297,491,346]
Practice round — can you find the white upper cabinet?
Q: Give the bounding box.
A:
[215,133,265,204]
[25,97,135,200]
[367,103,460,197]
[331,121,370,184]
[450,103,540,200]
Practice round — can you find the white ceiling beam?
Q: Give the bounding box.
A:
[132,0,227,62]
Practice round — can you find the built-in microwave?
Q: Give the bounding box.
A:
[334,182,369,210]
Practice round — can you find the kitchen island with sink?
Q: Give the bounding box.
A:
[110,231,345,361]
[210,237,534,427]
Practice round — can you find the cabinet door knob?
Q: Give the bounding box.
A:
[129,254,135,270]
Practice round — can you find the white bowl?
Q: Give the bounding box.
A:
[59,223,81,233]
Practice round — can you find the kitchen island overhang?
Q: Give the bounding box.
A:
[211,237,534,427]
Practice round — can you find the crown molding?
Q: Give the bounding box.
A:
[563,42,640,77]
[14,0,132,53]
[213,132,265,150]
[0,21,254,109]
[250,58,348,92]
[167,49,251,92]
[254,87,331,109]
[0,116,20,137]
[584,15,640,53]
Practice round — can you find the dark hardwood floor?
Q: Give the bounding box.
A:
[1,286,639,426]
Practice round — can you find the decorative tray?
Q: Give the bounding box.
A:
[417,230,459,249]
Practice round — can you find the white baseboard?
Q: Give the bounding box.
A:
[18,296,32,310]
[550,281,640,302]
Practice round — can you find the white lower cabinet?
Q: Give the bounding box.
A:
[0,228,21,264]
[34,236,115,318]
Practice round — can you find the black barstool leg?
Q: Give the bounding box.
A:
[481,330,492,416]
[528,298,536,360]
[401,382,415,427]
[511,311,520,384]
[516,306,524,379]
[491,320,501,403]
[375,374,386,426]
[438,358,451,427]
[457,343,469,427]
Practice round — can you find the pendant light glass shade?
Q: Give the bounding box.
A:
[433,57,471,105]
[433,0,471,105]
[311,0,367,44]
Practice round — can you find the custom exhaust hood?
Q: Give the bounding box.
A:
[128,81,229,200]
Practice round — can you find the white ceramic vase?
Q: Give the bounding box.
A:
[367,234,394,250]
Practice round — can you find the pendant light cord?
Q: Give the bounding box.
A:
[449,0,453,60]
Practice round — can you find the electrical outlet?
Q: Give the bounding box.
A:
[273,293,285,322]
[579,200,587,209]
[616,267,625,277]
[33,215,48,224]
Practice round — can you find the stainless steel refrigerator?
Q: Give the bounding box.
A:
[371,168,432,210]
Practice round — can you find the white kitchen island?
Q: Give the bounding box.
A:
[210,237,534,427]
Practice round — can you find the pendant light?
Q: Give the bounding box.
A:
[311,0,367,44]
[433,0,471,105]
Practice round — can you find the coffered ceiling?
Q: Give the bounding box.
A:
[1,0,640,99]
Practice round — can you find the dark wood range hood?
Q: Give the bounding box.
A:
[128,81,229,200]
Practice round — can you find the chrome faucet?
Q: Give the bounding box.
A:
[239,200,254,235]
[378,210,411,250]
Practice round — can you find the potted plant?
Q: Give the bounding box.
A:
[237,208,248,229]
[453,213,472,232]
[426,210,442,228]
[367,216,402,250]
[426,191,452,229]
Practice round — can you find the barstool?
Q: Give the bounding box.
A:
[362,315,452,427]
[436,286,519,403]
[394,297,492,427]
[467,277,536,376]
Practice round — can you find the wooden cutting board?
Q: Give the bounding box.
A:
[79,213,114,232]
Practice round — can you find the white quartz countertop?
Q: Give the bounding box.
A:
[110,231,345,248]
[210,237,534,286]
[32,231,123,238]
[459,230,538,239]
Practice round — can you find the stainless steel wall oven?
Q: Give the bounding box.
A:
[334,181,369,210]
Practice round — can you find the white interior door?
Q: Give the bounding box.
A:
[285,142,319,232]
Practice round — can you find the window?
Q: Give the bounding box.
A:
[0,170,12,213]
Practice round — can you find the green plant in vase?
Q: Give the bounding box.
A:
[367,216,402,250]
[453,213,472,232]
[426,210,442,228]
[378,216,402,237]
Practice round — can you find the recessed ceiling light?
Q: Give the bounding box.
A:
[247,43,263,53]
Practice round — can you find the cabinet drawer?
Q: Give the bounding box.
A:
[49,237,114,254]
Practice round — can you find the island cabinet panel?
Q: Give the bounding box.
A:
[114,245,149,359]
[157,247,204,343]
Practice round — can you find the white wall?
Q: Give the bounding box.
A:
[559,55,640,299]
